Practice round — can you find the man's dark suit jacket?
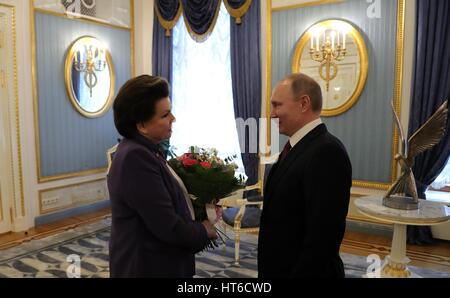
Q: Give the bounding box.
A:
[107,134,208,278]
[258,123,352,278]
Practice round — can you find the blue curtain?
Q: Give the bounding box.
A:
[407,0,450,244]
[71,64,81,101]
[152,16,173,88]
[227,0,246,9]
[154,0,260,170]
[155,0,180,21]
[153,4,175,158]
[230,0,261,186]
[181,0,221,36]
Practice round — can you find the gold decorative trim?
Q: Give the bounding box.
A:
[64,36,116,118]
[352,180,390,190]
[30,0,42,185]
[272,0,344,12]
[291,19,369,117]
[38,168,107,183]
[7,7,17,219]
[265,0,272,156]
[31,0,134,182]
[11,4,25,217]
[0,3,25,219]
[390,0,405,183]
[382,259,411,278]
[38,178,107,215]
[265,0,406,190]
[181,0,221,43]
[223,0,252,25]
[154,0,182,37]
[33,8,132,31]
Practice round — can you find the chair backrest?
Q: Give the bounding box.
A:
[263,163,273,186]
[106,144,119,175]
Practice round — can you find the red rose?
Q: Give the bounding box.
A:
[200,161,211,169]
[182,158,198,167]
[178,153,193,161]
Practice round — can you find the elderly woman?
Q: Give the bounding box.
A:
[107,75,217,278]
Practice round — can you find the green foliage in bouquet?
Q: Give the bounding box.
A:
[168,146,245,222]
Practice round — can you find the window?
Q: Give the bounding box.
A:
[426,156,450,204]
[170,4,245,176]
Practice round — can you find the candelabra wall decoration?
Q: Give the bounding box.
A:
[309,23,349,91]
[64,36,115,118]
[292,19,369,117]
[73,42,107,97]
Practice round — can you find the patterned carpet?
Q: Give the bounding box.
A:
[0,218,448,278]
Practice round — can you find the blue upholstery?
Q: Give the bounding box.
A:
[246,194,263,202]
[222,207,261,228]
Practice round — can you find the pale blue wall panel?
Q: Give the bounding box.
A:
[35,12,128,177]
[272,0,398,183]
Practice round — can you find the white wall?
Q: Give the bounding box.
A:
[134,0,153,76]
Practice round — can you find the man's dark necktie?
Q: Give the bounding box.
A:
[279,141,292,162]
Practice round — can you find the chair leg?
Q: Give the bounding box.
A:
[223,222,227,237]
[222,222,227,251]
[234,232,240,266]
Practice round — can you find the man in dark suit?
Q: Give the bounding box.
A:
[258,73,352,278]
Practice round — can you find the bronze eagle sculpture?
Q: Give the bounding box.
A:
[383,100,448,210]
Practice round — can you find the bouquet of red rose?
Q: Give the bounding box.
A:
[168,146,245,249]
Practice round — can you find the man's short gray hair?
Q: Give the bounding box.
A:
[283,73,323,113]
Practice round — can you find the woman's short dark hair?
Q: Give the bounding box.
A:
[113,75,169,138]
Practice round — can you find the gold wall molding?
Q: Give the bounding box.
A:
[38,168,108,183]
[272,0,344,12]
[30,0,134,183]
[390,0,405,183]
[265,0,406,190]
[291,19,369,117]
[33,7,132,31]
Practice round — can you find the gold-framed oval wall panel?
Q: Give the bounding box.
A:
[64,35,115,118]
[292,19,368,117]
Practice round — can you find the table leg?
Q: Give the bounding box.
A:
[381,224,414,278]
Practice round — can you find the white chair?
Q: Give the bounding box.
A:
[218,181,263,265]
[106,143,119,174]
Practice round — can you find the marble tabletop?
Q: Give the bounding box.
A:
[354,196,450,226]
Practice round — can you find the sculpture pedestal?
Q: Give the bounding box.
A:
[355,196,450,278]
